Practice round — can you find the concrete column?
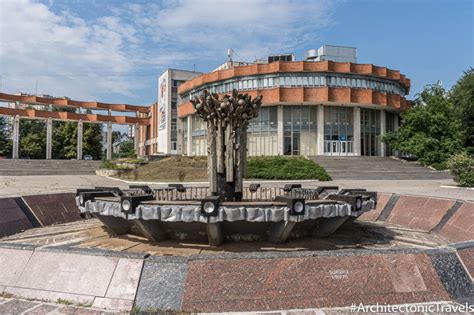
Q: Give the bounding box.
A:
[77,120,83,160]
[312,217,349,237]
[46,118,52,159]
[269,221,296,243]
[394,113,400,130]
[317,104,325,155]
[353,107,361,156]
[206,223,223,246]
[12,115,20,159]
[106,122,112,160]
[277,105,284,155]
[134,123,139,157]
[187,116,192,156]
[380,109,386,157]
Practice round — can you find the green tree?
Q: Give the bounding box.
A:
[83,122,103,160]
[384,84,465,166]
[450,68,474,154]
[118,139,136,158]
[19,119,46,159]
[0,117,12,157]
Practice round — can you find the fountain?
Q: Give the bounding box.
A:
[76,90,376,245]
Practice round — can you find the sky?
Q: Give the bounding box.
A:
[1,0,473,108]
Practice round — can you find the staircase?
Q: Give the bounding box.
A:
[310,156,452,180]
[0,159,101,176]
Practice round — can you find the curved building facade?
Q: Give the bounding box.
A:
[176,57,410,157]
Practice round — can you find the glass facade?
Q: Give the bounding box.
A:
[360,108,381,156]
[182,72,406,101]
[323,107,354,155]
[191,114,207,156]
[186,106,395,157]
[247,107,278,156]
[283,106,318,155]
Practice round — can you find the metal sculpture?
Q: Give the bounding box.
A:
[191,89,262,201]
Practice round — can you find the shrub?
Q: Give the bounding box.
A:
[246,156,331,181]
[447,153,474,187]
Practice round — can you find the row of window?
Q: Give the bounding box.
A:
[183,73,406,101]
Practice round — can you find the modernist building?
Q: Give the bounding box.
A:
[140,45,410,157]
[140,69,201,155]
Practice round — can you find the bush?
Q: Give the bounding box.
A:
[246,156,331,181]
[447,153,474,187]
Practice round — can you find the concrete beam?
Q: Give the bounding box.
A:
[106,122,112,160]
[46,118,52,160]
[206,223,223,246]
[317,104,324,155]
[77,120,83,160]
[12,115,20,159]
[353,107,361,156]
[269,221,296,243]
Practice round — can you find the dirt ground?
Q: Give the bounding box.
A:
[117,156,208,182]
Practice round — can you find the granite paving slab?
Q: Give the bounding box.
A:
[0,197,36,237]
[386,196,455,232]
[134,260,187,311]
[458,247,474,279]
[23,193,82,226]
[14,250,118,296]
[439,202,474,242]
[182,253,449,312]
[357,193,392,222]
[0,299,38,314]
[24,303,59,314]
[105,258,143,300]
[429,251,471,300]
[0,248,34,286]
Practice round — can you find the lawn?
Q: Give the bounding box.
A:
[115,156,331,182]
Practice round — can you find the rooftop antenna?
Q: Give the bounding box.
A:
[227,48,233,67]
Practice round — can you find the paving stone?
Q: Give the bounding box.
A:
[92,297,134,311]
[0,197,35,237]
[439,202,474,242]
[4,287,95,306]
[24,303,59,314]
[0,299,39,314]
[134,260,187,311]
[0,248,34,286]
[105,258,143,300]
[22,193,82,226]
[182,253,449,312]
[386,196,454,231]
[429,251,471,300]
[357,193,392,222]
[458,247,474,279]
[15,251,119,296]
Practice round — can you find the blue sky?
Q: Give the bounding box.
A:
[1,0,472,107]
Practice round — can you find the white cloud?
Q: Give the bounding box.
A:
[0,0,336,102]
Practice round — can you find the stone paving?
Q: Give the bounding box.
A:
[1,174,472,201]
[0,297,121,314]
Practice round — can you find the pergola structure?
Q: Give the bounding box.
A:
[0,93,150,160]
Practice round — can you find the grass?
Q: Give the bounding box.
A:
[115,155,331,182]
[247,156,331,181]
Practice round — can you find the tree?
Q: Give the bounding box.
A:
[117,139,136,158]
[83,122,103,160]
[0,117,12,157]
[384,84,465,166]
[19,119,46,159]
[450,68,474,154]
